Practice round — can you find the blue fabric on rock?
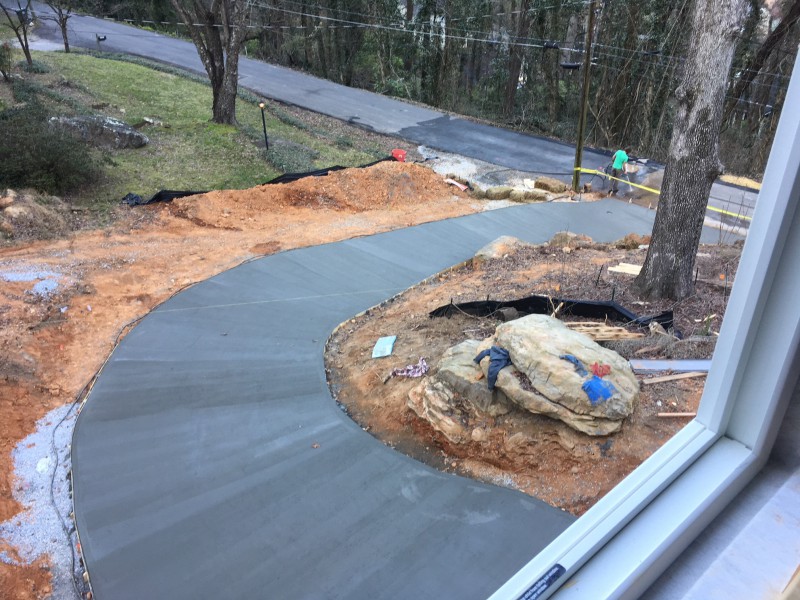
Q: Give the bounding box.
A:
[582,375,616,405]
[474,346,512,390]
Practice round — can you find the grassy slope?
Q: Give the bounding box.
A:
[26,51,389,205]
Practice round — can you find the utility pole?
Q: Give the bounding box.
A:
[572,0,597,192]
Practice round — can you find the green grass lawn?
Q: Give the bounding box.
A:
[18,51,390,207]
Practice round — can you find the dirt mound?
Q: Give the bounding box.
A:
[172,161,467,228]
[0,190,73,241]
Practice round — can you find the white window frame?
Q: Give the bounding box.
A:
[489,49,800,600]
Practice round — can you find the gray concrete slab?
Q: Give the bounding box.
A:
[72,202,725,599]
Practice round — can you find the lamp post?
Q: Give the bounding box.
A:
[258,102,269,152]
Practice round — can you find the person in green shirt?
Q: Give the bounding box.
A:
[610,148,630,195]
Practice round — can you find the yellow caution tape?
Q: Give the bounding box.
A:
[705,204,752,221]
[575,167,752,221]
[575,167,661,194]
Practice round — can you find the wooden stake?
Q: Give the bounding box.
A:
[642,372,706,385]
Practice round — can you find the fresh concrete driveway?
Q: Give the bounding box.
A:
[71,201,723,599]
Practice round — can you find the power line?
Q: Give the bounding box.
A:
[254,3,552,48]
[80,9,795,84]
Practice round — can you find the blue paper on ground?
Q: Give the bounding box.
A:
[372,335,397,358]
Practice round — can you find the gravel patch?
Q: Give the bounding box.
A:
[0,403,87,600]
[417,145,542,190]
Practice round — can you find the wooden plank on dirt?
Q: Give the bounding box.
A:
[607,262,642,275]
[566,322,645,341]
[641,371,706,385]
[657,412,697,418]
[630,359,712,372]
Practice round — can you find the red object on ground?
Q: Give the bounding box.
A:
[591,362,611,377]
[392,149,407,162]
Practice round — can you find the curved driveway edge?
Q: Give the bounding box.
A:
[72,201,721,599]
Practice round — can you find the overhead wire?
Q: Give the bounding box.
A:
[88,4,795,84]
[75,4,794,97]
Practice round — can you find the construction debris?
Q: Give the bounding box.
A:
[372,335,397,358]
[641,372,707,385]
[608,262,643,276]
[566,322,645,341]
[630,359,712,373]
[444,178,469,191]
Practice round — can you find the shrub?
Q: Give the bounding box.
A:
[0,104,101,194]
[267,139,318,173]
[20,59,50,74]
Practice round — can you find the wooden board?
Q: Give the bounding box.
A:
[641,371,707,385]
[607,262,642,275]
[566,322,645,341]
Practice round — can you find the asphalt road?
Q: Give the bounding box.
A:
[23,4,757,228]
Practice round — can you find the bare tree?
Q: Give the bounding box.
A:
[503,0,532,117]
[44,0,74,53]
[634,0,749,300]
[0,0,34,67]
[169,0,250,124]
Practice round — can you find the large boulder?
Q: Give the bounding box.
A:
[50,115,149,149]
[473,235,532,266]
[476,315,638,435]
[407,340,511,444]
[434,340,512,415]
[407,379,470,444]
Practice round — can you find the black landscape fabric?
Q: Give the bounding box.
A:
[123,157,397,205]
[430,295,674,331]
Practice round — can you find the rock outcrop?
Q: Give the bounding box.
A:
[407,340,512,444]
[472,235,533,266]
[50,115,149,149]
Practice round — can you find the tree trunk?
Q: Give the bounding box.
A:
[45,3,71,52]
[503,0,531,117]
[214,42,241,123]
[169,0,248,125]
[59,18,70,52]
[634,0,748,300]
[2,1,34,66]
[20,33,32,65]
[57,11,70,54]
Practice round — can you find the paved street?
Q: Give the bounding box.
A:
[24,5,757,228]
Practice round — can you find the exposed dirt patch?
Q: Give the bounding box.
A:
[0,160,478,597]
[327,239,739,516]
